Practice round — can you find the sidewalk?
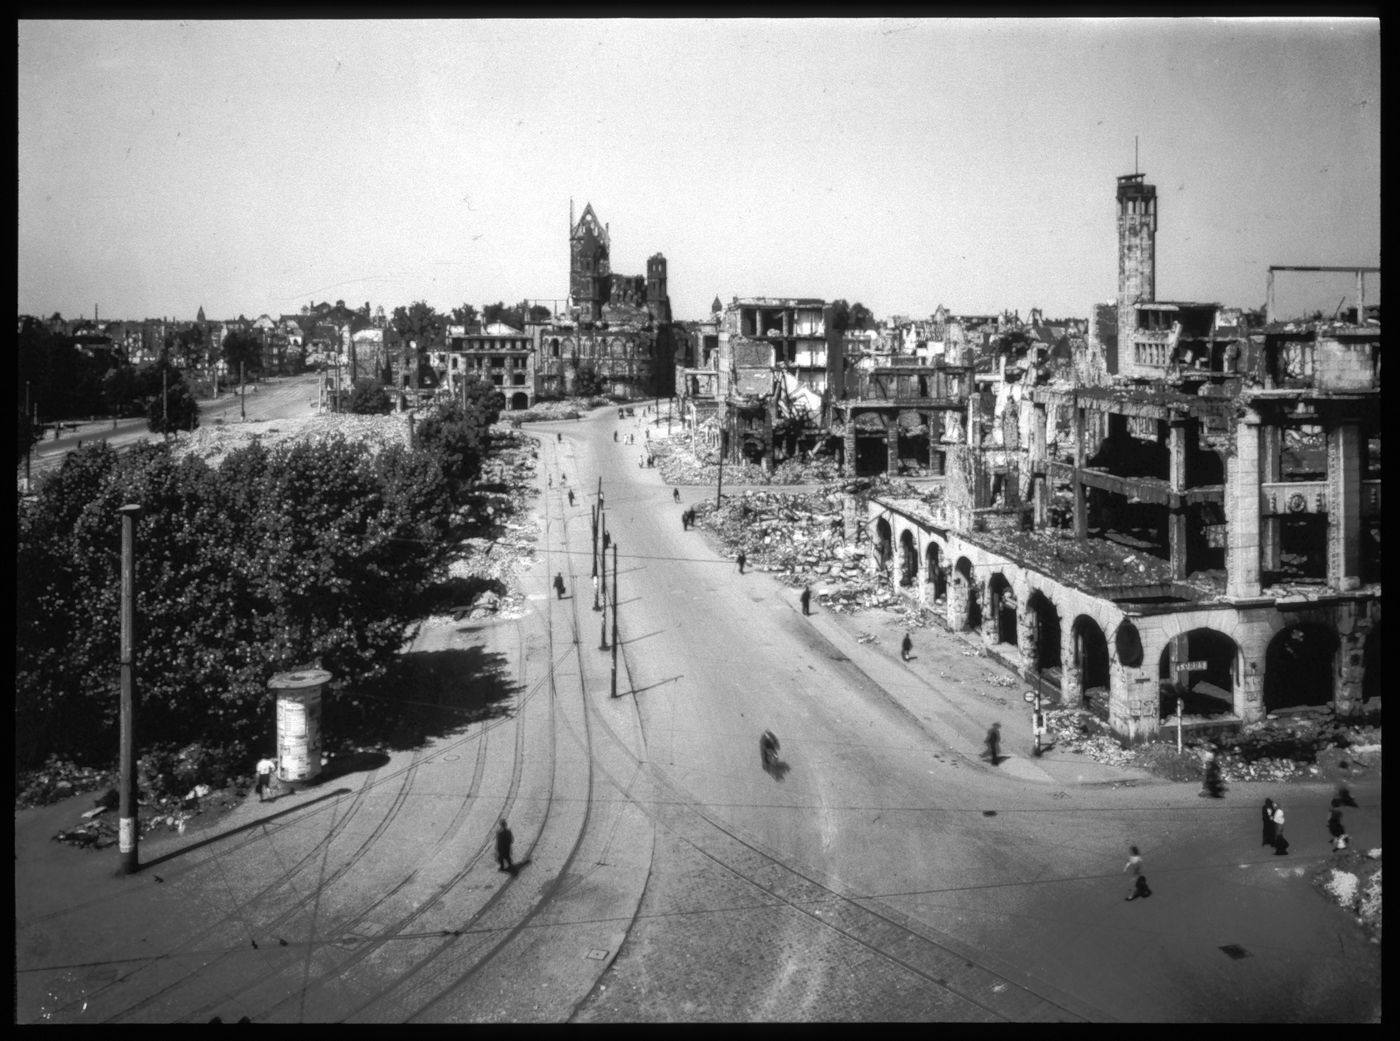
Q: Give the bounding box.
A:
[790,590,1157,788]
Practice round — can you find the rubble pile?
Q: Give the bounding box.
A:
[445,432,541,621]
[1313,849,1383,944]
[175,411,411,467]
[655,435,841,486]
[1043,709,1142,767]
[498,396,610,426]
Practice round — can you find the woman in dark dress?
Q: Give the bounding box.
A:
[1261,798,1277,847]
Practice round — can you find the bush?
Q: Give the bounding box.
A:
[145,370,201,434]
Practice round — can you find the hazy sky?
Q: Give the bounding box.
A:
[18,18,1380,324]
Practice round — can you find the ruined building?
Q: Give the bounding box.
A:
[864,169,1380,744]
[534,202,674,399]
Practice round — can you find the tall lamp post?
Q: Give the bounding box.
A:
[610,540,620,698]
[591,504,601,611]
[599,513,609,650]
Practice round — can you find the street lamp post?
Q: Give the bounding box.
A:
[610,541,620,697]
[117,504,142,875]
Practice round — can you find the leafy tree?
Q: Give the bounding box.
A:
[481,301,525,330]
[450,302,480,328]
[222,330,263,378]
[17,406,42,465]
[391,300,445,348]
[528,304,553,323]
[416,378,501,486]
[828,299,851,334]
[347,378,393,415]
[849,302,874,331]
[15,431,460,767]
[145,365,201,435]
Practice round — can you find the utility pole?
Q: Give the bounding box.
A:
[240,361,246,421]
[597,475,604,513]
[599,513,609,650]
[117,504,141,875]
[610,541,620,697]
[591,504,601,611]
[668,394,673,436]
[162,368,169,433]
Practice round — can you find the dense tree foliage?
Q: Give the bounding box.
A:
[145,364,201,434]
[415,377,502,486]
[221,330,263,377]
[828,299,874,333]
[17,316,113,423]
[15,434,456,768]
[347,378,393,415]
[573,363,605,398]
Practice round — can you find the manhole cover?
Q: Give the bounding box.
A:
[1219,944,1251,960]
[585,949,609,961]
[982,810,997,817]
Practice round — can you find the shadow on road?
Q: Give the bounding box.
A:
[141,787,354,870]
[333,645,521,753]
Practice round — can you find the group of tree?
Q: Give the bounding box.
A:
[15,375,517,767]
[828,299,875,333]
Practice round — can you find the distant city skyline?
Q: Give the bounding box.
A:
[19,18,1380,325]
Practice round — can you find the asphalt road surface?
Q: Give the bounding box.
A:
[14,403,1382,1023]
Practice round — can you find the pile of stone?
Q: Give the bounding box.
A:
[1313,848,1383,944]
[1043,709,1142,767]
[655,435,841,486]
[175,411,411,468]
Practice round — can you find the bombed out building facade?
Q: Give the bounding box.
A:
[532,203,675,400]
[858,170,1380,744]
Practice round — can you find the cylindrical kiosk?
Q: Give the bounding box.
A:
[269,669,330,786]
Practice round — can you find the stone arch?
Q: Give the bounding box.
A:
[1070,615,1111,708]
[510,391,529,411]
[1158,627,1239,716]
[1263,624,1339,712]
[899,529,918,587]
[874,517,893,569]
[925,541,945,600]
[986,572,1016,647]
[949,555,978,631]
[1025,590,1062,675]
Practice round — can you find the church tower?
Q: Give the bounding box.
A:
[646,253,671,324]
[570,202,610,322]
[1115,171,1157,375]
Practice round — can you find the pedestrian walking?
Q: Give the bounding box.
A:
[557,432,562,443]
[568,489,575,507]
[1327,799,1346,845]
[1337,783,1358,808]
[548,474,553,487]
[560,472,567,484]
[901,632,913,661]
[1123,846,1152,900]
[553,572,566,600]
[614,430,618,442]
[800,585,811,616]
[673,488,681,504]
[495,819,515,872]
[984,722,1002,765]
[1261,797,1277,847]
[1272,802,1289,855]
[255,755,277,803]
[1200,750,1226,798]
[736,551,747,574]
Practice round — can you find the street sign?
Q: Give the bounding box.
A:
[1023,690,1036,704]
[1176,660,1209,672]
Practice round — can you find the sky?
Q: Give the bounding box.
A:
[18,18,1381,326]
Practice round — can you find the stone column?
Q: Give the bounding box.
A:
[1336,630,1364,715]
[1018,599,1038,672]
[1062,625,1083,706]
[886,422,899,476]
[947,574,969,631]
[1167,420,1189,580]
[843,422,858,478]
[1072,405,1088,539]
[1260,424,1282,573]
[1327,422,1362,591]
[842,492,860,548]
[1227,410,1263,597]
